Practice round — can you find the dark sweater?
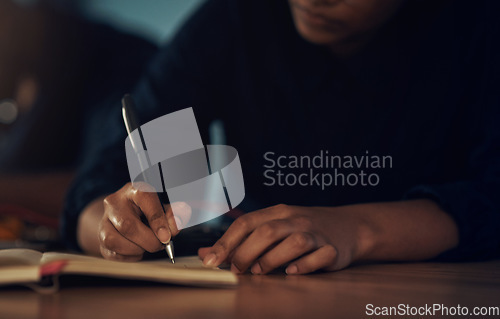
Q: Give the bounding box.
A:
[63,0,500,260]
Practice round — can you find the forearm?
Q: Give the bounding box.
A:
[77,196,106,256]
[348,199,459,262]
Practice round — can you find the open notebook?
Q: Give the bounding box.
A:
[0,249,237,291]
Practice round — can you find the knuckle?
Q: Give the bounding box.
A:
[232,216,249,231]
[98,231,105,245]
[100,246,116,259]
[291,232,311,249]
[274,203,288,211]
[256,223,275,239]
[100,233,116,250]
[214,240,229,254]
[323,244,338,262]
[132,181,155,193]
[274,203,292,217]
[114,217,136,237]
[103,194,118,207]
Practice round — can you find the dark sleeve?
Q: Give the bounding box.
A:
[405,6,500,260]
[61,0,236,250]
[406,120,500,261]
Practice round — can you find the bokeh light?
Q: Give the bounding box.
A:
[0,99,18,124]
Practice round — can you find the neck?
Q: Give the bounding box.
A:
[328,29,379,58]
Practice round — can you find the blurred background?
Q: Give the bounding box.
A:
[0,0,203,248]
[79,0,203,44]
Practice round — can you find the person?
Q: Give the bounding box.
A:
[64,0,500,275]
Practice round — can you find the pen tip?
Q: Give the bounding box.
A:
[165,241,175,264]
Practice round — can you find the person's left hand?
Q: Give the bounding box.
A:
[198,204,367,275]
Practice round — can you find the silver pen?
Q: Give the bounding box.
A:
[122,94,175,264]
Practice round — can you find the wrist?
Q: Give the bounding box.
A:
[353,213,379,262]
[333,204,379,263]
[77,196,106,256]
[341,200,459,262]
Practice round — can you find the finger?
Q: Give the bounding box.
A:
[105,199,164,253]
[163,204,178,236]
[129,184,171,244]
[202,204,288,267]
[198,247,211,260]
[100,246,143,262]
[199,246,236,264]
[99,219,145,256]
[230,219,294,273]
[165,202,192,235]
[285,245,338,275]
[250,232,317,275]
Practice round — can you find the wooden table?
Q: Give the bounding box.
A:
[1,260,499,319]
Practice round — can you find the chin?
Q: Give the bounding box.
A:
[294,20,345,45]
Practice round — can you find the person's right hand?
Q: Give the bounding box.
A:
[98,182,191,261]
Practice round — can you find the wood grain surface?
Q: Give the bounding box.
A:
[0,260,499,319]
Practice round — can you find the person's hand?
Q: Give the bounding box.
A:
[98,182,191,261]
[198,204,369,275]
